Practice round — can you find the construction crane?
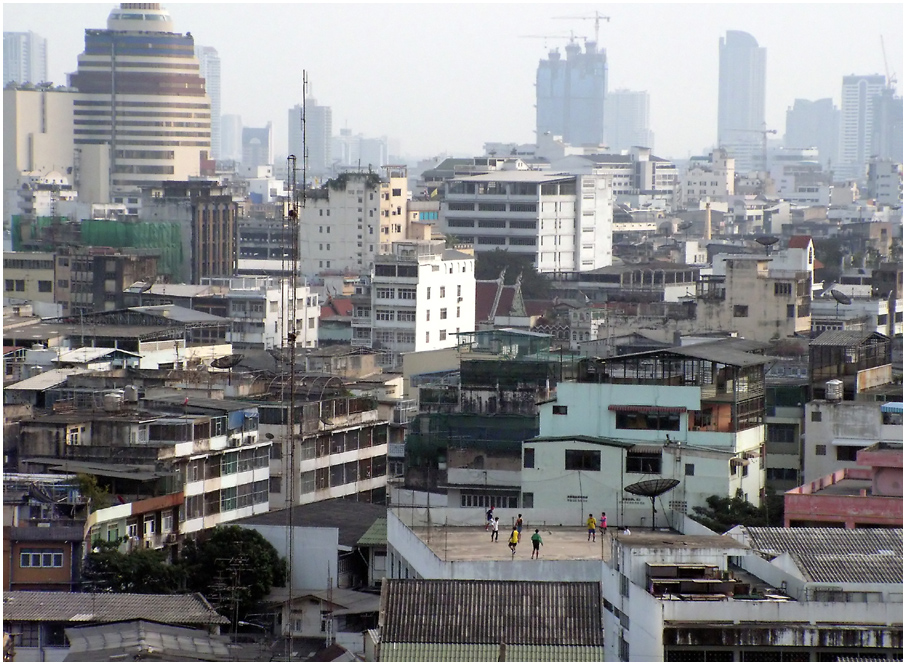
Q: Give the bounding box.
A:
[728,124,777,176]
[519,32,584,49]
[553,11,611,44]
[881,34,898,89]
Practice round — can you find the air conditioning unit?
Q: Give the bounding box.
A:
[165,533,177,543]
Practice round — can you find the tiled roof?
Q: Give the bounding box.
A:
[381,579,603,646]
[357,517,387,546]
[788,235,813,249]
[380,643,604,661]
[64,620,231,661]
[738,527,903,585]
[3,591,229,625]
[234,498,386,548]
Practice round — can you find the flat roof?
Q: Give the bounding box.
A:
[5,368,90,391]
[452,171,577,183]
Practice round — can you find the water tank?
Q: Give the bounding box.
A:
[826,379,843,402]
[103,390,124,412]
[124,385,139,403]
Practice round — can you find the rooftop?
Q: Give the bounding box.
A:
[3,591,228,625]
[64,620,232,662]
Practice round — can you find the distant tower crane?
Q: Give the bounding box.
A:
[553,11,611,44]
[519,32,585,49]
[728,123,777,182]
[881,34,898,89]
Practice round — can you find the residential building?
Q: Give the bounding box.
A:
[194,45,221,160]
[523,340,769,524]
[867,158,903,208]
[536,40,608,146]
[677,149,735,208]
[717,31,767,174]
[67,3,210,195]
[441,171,613,273]
[808,330,893,402]
[3,31,47,86]
[603,89,653,152]
[3,252,55,305]
[369,580,605,661]
[288,95,332,180]
[784,98,839,168]
[838,75,888,181]
[352,240,476,369]
[2,591,228,662]
[785,439,903,528]
[378,166,410,252]
[300,170,381,274]
[53,247,159,316]
[384,511,903,662]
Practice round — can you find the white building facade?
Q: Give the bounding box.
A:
[441,171,613,273]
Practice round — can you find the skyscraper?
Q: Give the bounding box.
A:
[838,75,888,180]
[288,95,332,180]
[242,123,273,171]
[603,89,654,152]
[3,31,47,86]
[784,98,839,168]
[871,87,903,164]
[67,3,210,193]
[717,30,766,173]
[220,114,243,162]
[536,40,608,146]
[195,45,221,160]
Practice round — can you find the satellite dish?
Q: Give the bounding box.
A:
[211,354,243,369]
[830,290,852,306]
[677,221,693,231]
[265,432,274,440]
[624,478,680,531]
[755,236,779,247]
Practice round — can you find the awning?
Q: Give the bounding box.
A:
[830,438,878,448]
[730,457,750,467]
[608,405,687,413]
[629,445,663,455]
[881,402,903,414]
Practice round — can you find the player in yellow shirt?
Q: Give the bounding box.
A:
[508,528,519,556]
[586,513,597,542]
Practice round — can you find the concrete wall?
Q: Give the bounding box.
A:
[243,524,338,591]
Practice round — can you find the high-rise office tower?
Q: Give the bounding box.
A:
[838,74,887,180]
[288,95,332,180]
[784,98,839,169]
[536,40,608,146]
[603,89,654,152]
[67,3,210,193]
[4,31,47,86]
[717,31,766,173]
[195,45,221,160]
[220,114,242,162]
[871,87,903,164]
[242,123,273,171]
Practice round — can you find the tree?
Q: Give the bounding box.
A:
[181,526,286,622]
[690,489,783,533]
[82,540,183,594]
[475,249,551,299]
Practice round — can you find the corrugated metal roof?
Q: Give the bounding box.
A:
[64,620,231,661]
[3,591,229,624]
[379,643,604,662]
[739,527,903,585]
[382,580,602,646]
[810,330,885,346]
[881,402,903,414]
[5,368,90,392]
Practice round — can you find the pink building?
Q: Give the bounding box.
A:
[785,441,903,528]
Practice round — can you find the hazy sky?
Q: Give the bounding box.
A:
[4,2,903,162]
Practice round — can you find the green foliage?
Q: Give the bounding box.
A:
[475,249,551,299]
[82,540,184,594]
[690,489,784,533]
[77,474,111,511]
[181,526,287,621]
[812,237,844,279]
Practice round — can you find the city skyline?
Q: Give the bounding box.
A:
[3,2,903,161]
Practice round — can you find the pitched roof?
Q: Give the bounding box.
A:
[2,591,228,625]
[381,580,603,646]
[357,517,387,547]
[810,330,888,346]
[737,527,903,585]
[64,620,232,661]
[234,498,386,548]
[5,368,90,392]
[788,235,813,249]
[321,297,354,319]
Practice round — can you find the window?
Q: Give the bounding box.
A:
[615,410,681,431]
[398,288,416,300]
[4,279,12,292]
[425,332,430,343]
[553,405,568,415]
[19,548,64,568]
[38,281,52,293]
[440,308,447,320]
[440,287,446,298]
[376,309,394,321]
[15,280,24,292]
[768,424,797,443]
[811,411,822,422]
[685,463,695,476]
[626,452,662,474]
[439,330,447,341]
[397,310,416,322]
[733,304,749,317]
[836,446,859,462]
[774,283,792,296]
[522,492,534,508]
[524,447,535,468]
[787,304,796,318]
[426,287,431,299]
[426,310,430,321]
[565,449,600,471]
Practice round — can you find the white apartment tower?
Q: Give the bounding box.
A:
[441,171,613,273]
[603,89,654,152]
[194,45,221,160]
[838,75,888,181]
[352,240,476,368]
[67,3,211,194]
[3,31,47,86]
